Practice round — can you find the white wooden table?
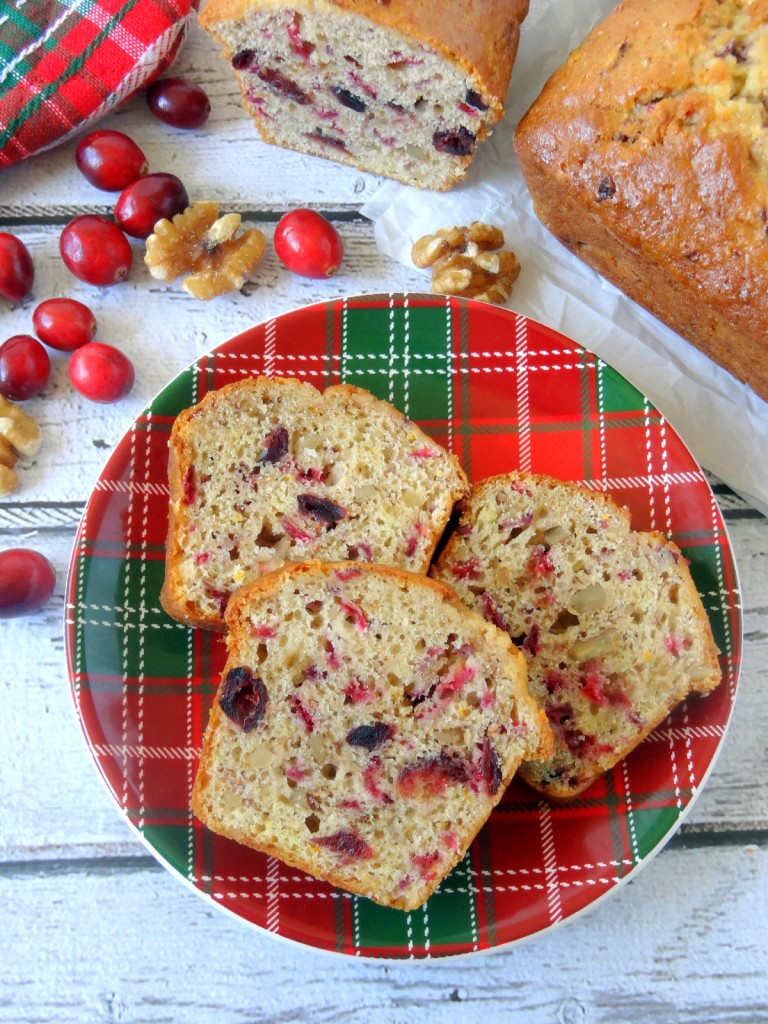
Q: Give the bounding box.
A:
[1,22,766,1023]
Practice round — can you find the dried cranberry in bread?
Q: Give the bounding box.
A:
[161,376,468,631]
[199,0,529,190]
[191,561,551,911]
[514,0,768,399]
[432,472,722,799]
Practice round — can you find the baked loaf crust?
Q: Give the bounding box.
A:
[161,376,468,631]
[199,0,529,190]
[432,472,722,799]
[514,0,768,400]
[191,561,552,911]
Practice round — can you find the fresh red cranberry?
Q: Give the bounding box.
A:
[68,342,134,403]
[114,173,189,238]
[274,209,343,278]
[60,216,132,286]
[75,130,148,191]
[146,77,211,129]
[219,667,269,731]
[0,335,50,400]
[0,233,34,301]
[33,298,97,351]
[0,548,56,618]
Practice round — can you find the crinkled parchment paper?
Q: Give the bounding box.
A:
[362,0,768,514]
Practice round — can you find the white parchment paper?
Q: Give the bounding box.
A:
[361,0,768,514]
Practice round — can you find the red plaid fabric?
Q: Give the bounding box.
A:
[0,0,194,168]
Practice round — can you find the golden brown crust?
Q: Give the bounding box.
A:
[514,0,768,400]
[200,0,528,111]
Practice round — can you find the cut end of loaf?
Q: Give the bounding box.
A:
[191,561,550,910]
[432,471,722,800]
[201,3,505,189]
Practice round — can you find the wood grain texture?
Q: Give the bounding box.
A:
[1,844,766,1023]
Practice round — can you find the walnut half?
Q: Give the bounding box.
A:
[411,221,520,305]
[145,201,266,301]
[0,396,41,497]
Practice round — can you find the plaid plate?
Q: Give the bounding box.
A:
[64,294,742,958]
[0,0,193,168]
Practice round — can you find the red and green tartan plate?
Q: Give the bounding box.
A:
[65,294,741,958]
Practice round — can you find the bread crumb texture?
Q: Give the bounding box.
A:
[192,562,550,911]
[432,471,722,799]
[161,376,468,630]
[200,2,518,189]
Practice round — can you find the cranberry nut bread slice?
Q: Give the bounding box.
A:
[199,0,529,190]
[191,561,552,911]
[161,377,468,631]
[432,472,722,799]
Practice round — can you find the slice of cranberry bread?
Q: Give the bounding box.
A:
[191,561,551,911]
[161,376,468,631]
[198,0,529,190]
[432,472,722,799]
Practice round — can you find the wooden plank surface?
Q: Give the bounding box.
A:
[2,844,765,1023]
[1,11,767,1021]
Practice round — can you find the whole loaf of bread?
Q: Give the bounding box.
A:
[515,0,768,400]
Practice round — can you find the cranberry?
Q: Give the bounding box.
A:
[476,737,502,796]
[432,126,476,156]
[464,89,488,111]
[315,831,373,860]
[0,335,50,400]
[114,173,189,239]
[297,493,346,524]
[33,298,96,352]
[146,77,211,129]
[479,591,508,632]
[597,176,617,200]
[183,466,197,504]
[254,65,311,105]
[219,667,269,731]
[60,216,132,286]
[0,548,56,617]
[68,342,134,403]
[75,130,148,191]
[262,424,290,463]
[231,49,259,72]
[274,210,344,278]
[331,86,366,112]
[346,722,395,751]
[0,233,34,302]
[305,131,347,152]
[397,752,470,797]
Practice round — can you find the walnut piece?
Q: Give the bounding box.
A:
[0,395,41,497]
[145,201,266,301]
[411,221,520,304]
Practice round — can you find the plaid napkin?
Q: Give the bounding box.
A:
[0,0,194,169]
